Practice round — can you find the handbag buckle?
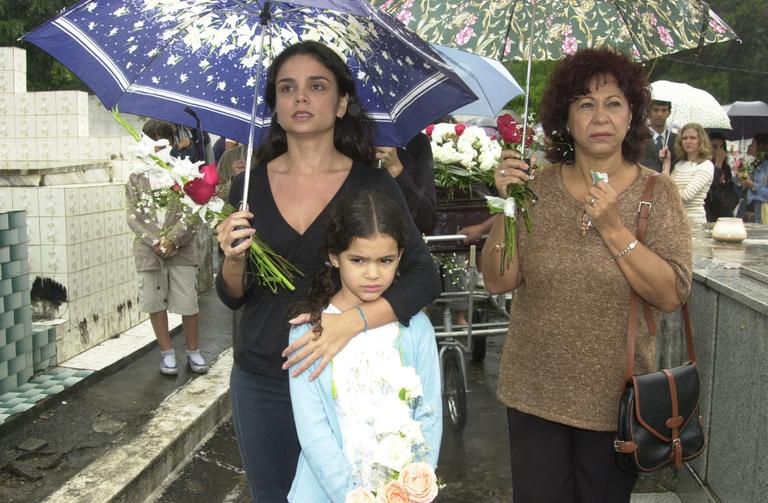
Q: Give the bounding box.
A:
[638,201,652,214]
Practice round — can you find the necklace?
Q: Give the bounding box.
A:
[580,212,592,236]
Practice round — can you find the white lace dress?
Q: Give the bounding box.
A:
[327,304,425,492]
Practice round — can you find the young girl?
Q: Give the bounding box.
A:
[286,190,442,502]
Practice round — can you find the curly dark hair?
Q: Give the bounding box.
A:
[257,41,375,165]
[539,48,651,164]
[286,189,407,324]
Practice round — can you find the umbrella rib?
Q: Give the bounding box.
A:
[500,0,521,62]
[610,1,648,61]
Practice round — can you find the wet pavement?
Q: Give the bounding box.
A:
[0,288,233,503]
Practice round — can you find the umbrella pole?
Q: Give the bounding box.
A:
[240,0,271,212]
[520,1,536,162]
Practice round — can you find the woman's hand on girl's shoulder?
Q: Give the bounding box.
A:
[282,311,351,381]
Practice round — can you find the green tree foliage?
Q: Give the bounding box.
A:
[650,0,767,104]
[0,0,88,92]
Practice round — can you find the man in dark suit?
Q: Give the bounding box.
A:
[640,100,677,173]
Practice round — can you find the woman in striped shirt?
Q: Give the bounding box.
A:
[663,123,714,224]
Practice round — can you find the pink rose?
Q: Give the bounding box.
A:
[398,462,438,503]
[454,123,466,136]
[425,124,435,137]
[183,163,219,204]
[375,480,409,503]
[345,487,376,503]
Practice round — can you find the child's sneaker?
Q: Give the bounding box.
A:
[160,349,178,376]
[186,350,209,374]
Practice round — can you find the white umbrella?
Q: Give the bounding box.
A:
[650,80,731,129]
[431,44,524,118]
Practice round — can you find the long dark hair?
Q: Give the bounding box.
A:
[287,189,407,322]
[539,48,651,164]
[257,40,375,165]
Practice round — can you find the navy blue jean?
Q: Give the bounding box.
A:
[230,365,301,502]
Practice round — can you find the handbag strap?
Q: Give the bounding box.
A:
[622,173,697,384]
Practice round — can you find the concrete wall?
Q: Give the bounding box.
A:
[656,264,768,503]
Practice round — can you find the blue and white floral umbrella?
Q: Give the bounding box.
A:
[22,0,477,148]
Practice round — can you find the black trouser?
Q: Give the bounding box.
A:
[507,408,638,503]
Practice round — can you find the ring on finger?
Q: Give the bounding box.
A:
[499,169,506,176]
[589,197,597,206]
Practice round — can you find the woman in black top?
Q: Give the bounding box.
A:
[215,41,441,501]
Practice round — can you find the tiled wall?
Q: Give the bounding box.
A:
[0,47,141,172]
[0,186,145,363]
[0,210,58,394]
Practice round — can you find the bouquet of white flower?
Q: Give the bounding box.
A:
[114,109,299,292]
[425,122,500,194]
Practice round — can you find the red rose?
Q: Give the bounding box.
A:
[425,124,435,137]
[496,113,517,131]
[183,164,219,204]
[454,123,466,136]
[499,123,521,144]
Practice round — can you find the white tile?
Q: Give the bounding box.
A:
[15,115,36,138]
[67,271,82,300]
[56,138,76,160]
[25,215,40,245]
[81,137,99,160]
[65,214,80,244]
[0,48,12,71]
[99,136,123,160]
[36,138,58,161]
[93,264,106,292]
[40,216,68,245]
[12,47,26,74]
[13,72,25,94]
[0,138,11,160]
[13,93,33,115]
[64,188,80,216]
[11,138,34,161]
[60,113,90,138]
[0,115,11,138]
[0,70,13,93]
[40,245,68,274]
[0,93,12,115]
[34,91,57,115]
[11,187,39,216]
[56,91,80,115]
[92,236,105,264]
[38,187,67,218]
[27,244,41,274]
[92,186,106,213]
[80,240,93,269]
[80,267,92,296]
[67,243,81,273]
[35,115,55,139]
[0,188,13,211]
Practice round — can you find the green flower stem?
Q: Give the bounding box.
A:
[497,182,538,273]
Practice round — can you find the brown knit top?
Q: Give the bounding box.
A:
[497,164,692,431]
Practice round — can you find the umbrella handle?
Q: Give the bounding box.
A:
[184,106,205,162]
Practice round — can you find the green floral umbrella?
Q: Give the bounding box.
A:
[372,0,738,62]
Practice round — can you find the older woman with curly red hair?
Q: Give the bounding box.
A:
[480,48,693,502]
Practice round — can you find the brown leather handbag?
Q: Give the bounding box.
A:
[613,174,706,473]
